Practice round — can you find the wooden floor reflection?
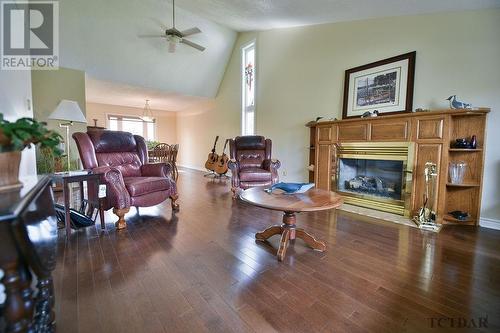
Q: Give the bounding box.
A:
[54,169,500,332]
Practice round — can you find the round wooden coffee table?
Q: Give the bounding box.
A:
[240,187,343,261]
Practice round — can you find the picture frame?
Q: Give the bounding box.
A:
[342,51,416,119]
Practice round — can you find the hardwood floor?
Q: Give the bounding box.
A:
[54,169,500,332]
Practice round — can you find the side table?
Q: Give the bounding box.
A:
[50,171,105,236]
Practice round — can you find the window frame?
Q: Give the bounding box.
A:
[106,113,157,141]
[241,39,256,136]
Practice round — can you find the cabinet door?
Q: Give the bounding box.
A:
[371,121,409,141]
[338,123,369,141]
[317,125,333,143]
[412,144,442,216]
[416,117,444,140]
[315,144,332,191]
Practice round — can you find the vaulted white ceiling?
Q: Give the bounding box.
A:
[177,0,500,31]
[85,76,213,112]
[59,0,237,99]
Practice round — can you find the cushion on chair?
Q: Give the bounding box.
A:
[97,152,142,177]
[239,167,272,182]
[124,177,171,197]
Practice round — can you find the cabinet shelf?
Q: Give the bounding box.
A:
[449,148,482,152]
[446,183,480,188]
[443,214,475,225]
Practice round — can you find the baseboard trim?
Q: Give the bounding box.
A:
[177,164,232,177]
[177,164,206,172]
[479,217,500,230]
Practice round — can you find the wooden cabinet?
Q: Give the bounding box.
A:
[412,143,443,219]
[371,121,408,141]
[337,123,368,141]
[307,108,490,226]
[416,117,445,140]
[317,124,333,143]
[315,143,332,191]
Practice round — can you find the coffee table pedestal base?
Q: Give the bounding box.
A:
[255,212,326,261]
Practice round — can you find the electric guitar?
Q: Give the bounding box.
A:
[214,139,229,175]
[204,136,219,171]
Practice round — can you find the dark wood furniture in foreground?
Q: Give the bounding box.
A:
[308,108,489,225]
[240,187,343,261]
[0,176,58,333]
[50,171,105,236]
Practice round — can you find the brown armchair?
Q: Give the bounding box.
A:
[228,135,280,195]
[73,130,179,229]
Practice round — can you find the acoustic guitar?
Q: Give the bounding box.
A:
[214,139,229,175]
[204,136,219,171]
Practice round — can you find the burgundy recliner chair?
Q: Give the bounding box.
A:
[73,130,179,229]
[228,135,280,195]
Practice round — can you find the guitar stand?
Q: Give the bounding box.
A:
[204,170,230,179]
[215,173,230,179]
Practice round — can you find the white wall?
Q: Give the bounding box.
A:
[176,9,500,222]
[0,70,36,177]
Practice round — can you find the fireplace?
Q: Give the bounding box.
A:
[334,142,414,216]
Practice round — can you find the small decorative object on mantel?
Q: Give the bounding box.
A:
[0,115,62,192]
[361,110,379,118]
[306,117,323,126]
[342,51,416,119]
[413,162,442,232]
[414,108,431,112]
[446,95,472,109]
[264,182,315,194]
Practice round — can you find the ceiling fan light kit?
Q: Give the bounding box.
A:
[139,0,206,53]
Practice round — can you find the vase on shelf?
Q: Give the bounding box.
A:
[449,161,467,184]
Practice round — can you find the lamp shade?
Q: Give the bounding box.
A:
[48,100,87,123]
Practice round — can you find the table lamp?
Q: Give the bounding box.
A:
[48,100,87,171]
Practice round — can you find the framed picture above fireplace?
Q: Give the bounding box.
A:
[342,51,416,119]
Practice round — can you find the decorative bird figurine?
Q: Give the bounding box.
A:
[446,95,472,109]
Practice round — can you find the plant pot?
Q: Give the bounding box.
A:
[0,151,22,192]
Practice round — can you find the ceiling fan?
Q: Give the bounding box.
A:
[139,0,205,53]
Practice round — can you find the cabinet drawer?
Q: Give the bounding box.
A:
[317,125,333,143]
[371,121,408,141]
[338,124,368,141]
[417,118,444,140]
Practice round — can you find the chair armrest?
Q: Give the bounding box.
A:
[227,159,240,174]
[263,159,281,184]
[228,159,240,187]
[141,163,173,178]
[93,166,130,209]
[263,159,281,171]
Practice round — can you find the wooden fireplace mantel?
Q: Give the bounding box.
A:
[307,108,490,226]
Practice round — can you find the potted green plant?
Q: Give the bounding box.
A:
[0,114,62,191]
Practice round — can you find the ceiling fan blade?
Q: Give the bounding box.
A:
[138,34,165,38]
[181,39,205,52]
[180,27,201,37]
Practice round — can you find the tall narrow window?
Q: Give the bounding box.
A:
[242,41,255,135]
